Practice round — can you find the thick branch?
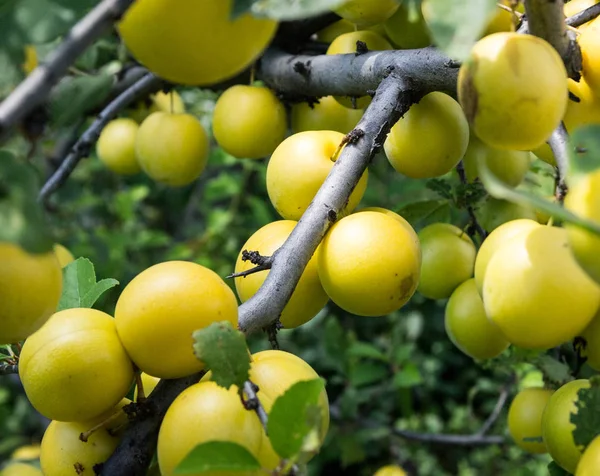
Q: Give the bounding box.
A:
[0,0,136,142]
[523,0,581,79]
[548,122,570,203]
[258,47,457,99]
[100,373,202,476]
[38,73,162,203]
[393,429,504,446]
[238,73,417,335]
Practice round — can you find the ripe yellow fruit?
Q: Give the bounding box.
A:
[96,118,141,175]
[129,90,186,124]
[384,92,469,179]
[326,31,392,109]
[247,350,330,470]
[579,308,600,371]
[542,379,591,474]
[0,464,41,476]
[134,372,161,400]
[355,207,420,253]
[384,3,430,48]
[40,402,129,476]
[334,0,400,27]
[532,142,556,167]
[578,24,600,97]
[136,112,209,187]
[157,380,263,476]
[417,223,476,300]
[565,0,600,23]
[118,0,277,86]
[483,226,600,349]
[235,221,328,329]
[483,1,524,35]
[458,32,568,150]
[316,19,356,43]
[11,445,41,461]
[291,96,364,135]
[22,46,38,75]
[266,130,368,220]
[463,136,531,188]
[19,308,134,422]
[507,387,554,454]
[473,218,540,295]
[565,169,600,285]
[373,465,407,476]
[445,279,509,360]
[318,211,420,316]
[0,243,62,344]
[115,261,238,379]
[53,243,74,268]
[212,85,287,159]
[577,434,600,476]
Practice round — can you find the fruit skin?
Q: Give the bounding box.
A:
[40,402,129,476]
[118,0,277,86]
[334,0,400,27]
[291,96,364,135]
[235,221,328,328]
[445,279,509,360]
[115,261,238,379]
[53,243,74,268]
[564,170,600,285]
[579,308,600,371]
[355,207,420,254]
[417,223,476,300]
[384,3,430,48]
[507,387,554,454]
[11,445,41,461]
[134,372,161,400]
[458,32,568,150]
[316,19,356,43]
[384,92,469,179]
[130,90,186,124]
[564,78,600,132]
[22,46,38,75]
[0,243,62,344]
[212,85,287,159]
[157,380,263,476]
[19,308,134,422]
[326,31,392,109]
[483,226,600,349]
[266,130,368,221]
[318,211,420,316]
[0,464,42,476]
[542,379,591,474]
[482,0,524,35]
[373,465,407,476]
[247,350,330,470]
[96,118,141,175]
[463,136,531,188]
[577,434,600,476]
[578,18,600,96]
[473,218,540,295]
[136,112,208,187]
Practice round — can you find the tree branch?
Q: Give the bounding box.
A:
[0,0,137,142]
[393,429,504,446]
[258,47,457,100]
[0,364,18,375]
[241,381,269,431]
[238,73,418,335]
[38,73,162,203]
[548,122,570,203]
[522,0,582,79]
[100,373,203,476]
[566,2,600,27]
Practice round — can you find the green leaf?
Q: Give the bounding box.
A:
[174,441,261,474]
[571,378,600,449]
[535,355,573,386]
[250,0,347,20]
[396,199,450,226]
[267,378,325,460]
[231,0,254,19]
[192,321,250,390]
[478,156,600,236]
[392,362,423,388]
[349,362,388,387]
[346,342,389,362]
[49,74,113,127]
[57,258,119,311]
[548,461,572,476]
[569,124,600,186]
[422,0,497,61]
[426,178,453,200]
[0,150,54,253]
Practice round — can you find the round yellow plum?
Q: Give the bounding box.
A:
[373,465,407,476]
[384,92,469,179]
[578,307,600,371]
[355,207,420,253]
[96,118,141,175]
[577,434,600,476]
[0,464,41,476]
[291,96,364,134]
[508,387,554,454]
[334,0,400,27]
[384,3,430,49]
[53,243,74,268]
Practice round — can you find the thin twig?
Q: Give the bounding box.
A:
[548,122,570,203]
[393,429,504,446]
[227,251,274,279]
[456,161,488,241]
[38,73,162,203]
[242,381,269,431]
[0,0,137,142]
[567,3,600,27]
[475,382,511,436]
